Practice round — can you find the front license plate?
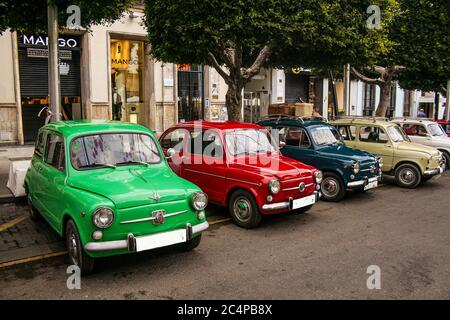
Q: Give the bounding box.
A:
[292,194,316,210]
[135,229,186,252]
[364,180,378,191]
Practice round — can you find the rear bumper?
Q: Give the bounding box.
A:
[84,221,209,253]
[424,167,444,177]
[261,191,320,211]
[346,176,381,190]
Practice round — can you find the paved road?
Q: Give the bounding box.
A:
[1,173,449,299]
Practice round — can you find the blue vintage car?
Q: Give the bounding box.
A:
[258,116,382,202]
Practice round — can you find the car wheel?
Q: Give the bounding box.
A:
[180,235,202,252]
[441,151,450,170]
[320,172,346,202]
[394,164,421,189]
[27,195,41,221]
[65,219,95,275]
[228,189,262,229]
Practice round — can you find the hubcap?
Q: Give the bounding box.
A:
[399,168,416,185]
[233,197,252,222]
[68,230,79,266]
[321,177,339,198]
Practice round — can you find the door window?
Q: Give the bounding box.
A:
[359,126,389,144]
[402,124,428,136]
[35,130,45,158]
[160,128,188,151]
[44,134,65,172]
[336,125,356,141]
[189,130,223,158]
[279,127,310,148]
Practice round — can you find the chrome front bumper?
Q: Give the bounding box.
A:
[424,167,444,177]
[84,221,209,252]
[261,191,320,211]
[347,176,381,190]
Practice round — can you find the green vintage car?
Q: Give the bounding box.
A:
[25,120,209,274]
[331,117,444,189]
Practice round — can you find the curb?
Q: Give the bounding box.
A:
[0,194,25,204]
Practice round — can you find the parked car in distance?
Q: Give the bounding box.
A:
[159,121,322,228]
[436,119,450,137]
[331,117,444,189]
[24,121,209,275]
[258,116,382,202]
[392,118,450,169]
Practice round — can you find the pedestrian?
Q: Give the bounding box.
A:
[417,108,427,118]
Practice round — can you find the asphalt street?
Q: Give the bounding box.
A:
[0,173,449,299]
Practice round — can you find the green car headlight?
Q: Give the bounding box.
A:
[192,192,208,211]
[269,179,281,194]
[92,207,114,229]
[352,161,361,174]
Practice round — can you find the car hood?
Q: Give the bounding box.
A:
[68,166,194,209]
[316,144,375,162]
[229,153,315,180]
[397,142,440,156]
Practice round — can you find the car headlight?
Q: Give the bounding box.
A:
[192,192,208,211]
[269,179,281,194]
[352,161,361,174]
[378,157,383,167]
[92,207,114,229]
[314,171,323,184]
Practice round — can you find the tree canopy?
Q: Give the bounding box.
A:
[0,0,133,33]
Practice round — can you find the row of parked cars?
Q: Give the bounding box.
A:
[24,116,448,274]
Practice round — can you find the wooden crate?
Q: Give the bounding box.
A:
[294,103,314,117]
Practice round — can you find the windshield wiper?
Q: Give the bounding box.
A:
[115,160,150,167]
[79,163,116,169]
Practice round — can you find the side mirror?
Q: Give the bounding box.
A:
[279,141,286,148]
[167,148,176,158]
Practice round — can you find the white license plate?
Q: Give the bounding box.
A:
[135,229,187,252]
[364,180,378,191]
[292,194,316,210]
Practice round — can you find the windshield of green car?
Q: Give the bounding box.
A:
[309,126,342,146]
[70,133,161,170]
[387,125,408,142]
[225,129,278,156]
[428,123,446,137]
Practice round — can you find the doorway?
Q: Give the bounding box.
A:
[177,64,204,122]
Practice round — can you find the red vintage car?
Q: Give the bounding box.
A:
[436,120,450,137]
[159,121,322,228]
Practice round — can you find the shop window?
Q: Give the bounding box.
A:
[111,39,145,124]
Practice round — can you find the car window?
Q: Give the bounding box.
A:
[359,126,389,144]
[336,125,356,141]
[310,126,342,146]
[279,127,310,148]
[402,124,428,137]
[189,130,223,158]
[225,129,277,156]
[428,124,445,137]
[160,128,188,151]
[71,133,161,170]
[35,130,45,158]
[44,133,65,172]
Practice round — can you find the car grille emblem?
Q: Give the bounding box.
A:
[152,210,166,225]
[299,182,306,192]
[149,192,161,201]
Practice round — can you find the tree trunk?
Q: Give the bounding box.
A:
[375,82,391,117]
[225,81,244,121]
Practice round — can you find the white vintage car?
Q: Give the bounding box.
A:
[392,118,450,170]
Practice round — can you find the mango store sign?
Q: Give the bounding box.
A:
[21,35,78,48]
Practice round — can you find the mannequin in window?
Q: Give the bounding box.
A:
[112,87,122,121]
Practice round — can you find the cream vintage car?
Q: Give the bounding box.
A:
[331,117,444,189]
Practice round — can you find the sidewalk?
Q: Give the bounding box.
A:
[0,145,34,203]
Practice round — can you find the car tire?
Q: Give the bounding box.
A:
[65,219,95,275]
[228,189,262,229]
[180,235,202,252]
[394,163,421,189]
[320,172,346,202]
[27,195,41,221]
[441,151,450,170]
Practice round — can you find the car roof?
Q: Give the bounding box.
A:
[42,120,151,138]
[173,121,264,130]
[258,118,331,128]
[331,118,393,126]
[391,118,435,125]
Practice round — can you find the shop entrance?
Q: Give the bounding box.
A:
[177,64,204,122]
[243,90,263,123]
[18,34,82,142]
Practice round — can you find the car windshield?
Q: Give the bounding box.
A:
[428,123,446,137]
[387,125,408,142]
[70,133,161,170]
[310,126,342,146]
[225,129,278,156]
